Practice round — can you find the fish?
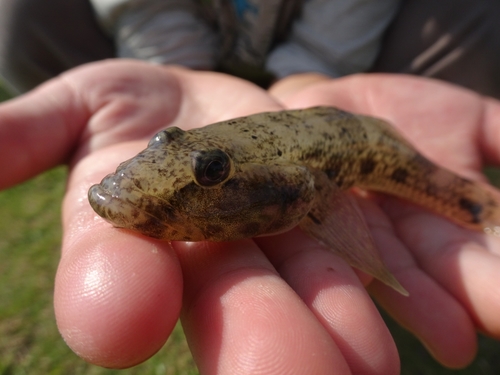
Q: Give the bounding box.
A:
[88,106,500,295]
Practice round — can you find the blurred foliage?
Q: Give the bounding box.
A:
[0,83,11,102]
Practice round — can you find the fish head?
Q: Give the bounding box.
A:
[88,126,315,241]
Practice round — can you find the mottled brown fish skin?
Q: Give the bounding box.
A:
[88,106,500,241]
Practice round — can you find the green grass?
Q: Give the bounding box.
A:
[0,167,197,374]
[1,84,500,373]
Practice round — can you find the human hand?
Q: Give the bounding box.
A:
[0,60,403,374]
[269,73,500,368]
[5,58,497,374]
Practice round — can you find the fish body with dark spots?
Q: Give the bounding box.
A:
[88,106,500,295]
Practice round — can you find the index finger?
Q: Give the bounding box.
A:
[55,143,184,368]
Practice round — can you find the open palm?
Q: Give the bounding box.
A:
[1,60,499,375]
[274,74,500,367]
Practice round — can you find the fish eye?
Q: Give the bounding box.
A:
[148,127,185,147]
[191,149,232,187]
[148,131,166,147]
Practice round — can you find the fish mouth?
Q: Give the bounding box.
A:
[88,174,176,239]
[88,183,153,226]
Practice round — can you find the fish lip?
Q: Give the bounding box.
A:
[88,183,130,224]
[88,183,119,206]
[88,175,182,239]
[88,183,168,230]
[98,170,137,197]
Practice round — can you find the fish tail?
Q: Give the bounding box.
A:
[355,145,500,233]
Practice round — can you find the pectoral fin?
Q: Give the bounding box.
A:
[299,170,408,296]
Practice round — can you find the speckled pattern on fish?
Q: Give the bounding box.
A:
[88,106,500,295]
